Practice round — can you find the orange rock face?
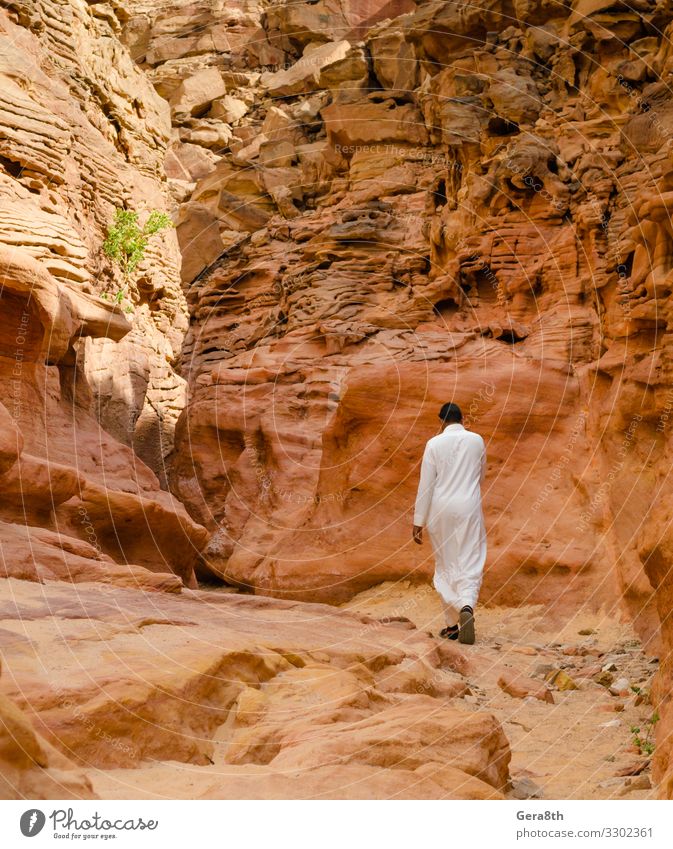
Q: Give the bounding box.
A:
[0,690,95,800]
[125,0,673,795]
[1,0,673,801]
[0,2,208,589]
[154,0,630,621]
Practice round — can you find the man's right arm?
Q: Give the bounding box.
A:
[480,439,487,484]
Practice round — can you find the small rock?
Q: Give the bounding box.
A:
[532,663,554,678]
[210,95,249,124]
[602,662,618,672]
[510,777,544,799]
[598,703,624,713]
[545,668,579,690]
[584,647,603,657]
[578,628,596,635]
[170,68,227,117]
[594,671,614,687]
[618,774,651,795]
[250,229,270,247]
[649,657,659,665]
[615,759,650,777]
[498,672,555,703]
[562,645,588,656]
[511,646,538,656]
[182,121,233,149]
[597,777,626,788]
[599,719,621,727]
[609,677,630,696]
[576,664,602,678]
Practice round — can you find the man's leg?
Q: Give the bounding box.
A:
[456,515,486,644]
[458,604,475,645]
[454,567,480,645]
[439,600,460,640]
[456,572,479,645]
[442,599,459,627]
[428,523,462,640]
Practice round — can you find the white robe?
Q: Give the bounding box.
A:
[413,423,487,618]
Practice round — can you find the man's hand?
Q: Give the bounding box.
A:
[412,525,423,545]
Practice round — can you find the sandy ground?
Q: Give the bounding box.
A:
[90,583,659,800]
[343,583,659,800]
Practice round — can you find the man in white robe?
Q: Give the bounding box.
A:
[412,402,487,644]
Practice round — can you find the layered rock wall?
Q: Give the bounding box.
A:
[0,0,207,587]
[1,0,673,799]
[117,0,673,793]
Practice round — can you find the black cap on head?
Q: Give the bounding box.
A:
[438,402,462,423]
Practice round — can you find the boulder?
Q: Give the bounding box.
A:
[176,202,225,282]
[369,29,418,92]
[498,672,555,703]
[0,692,96,800]
[322,97,429,148]
[210,95,249,124]
[164,142,219,181]
[170,68,227,118]
[260,41,366,97]
[545,669,580,691]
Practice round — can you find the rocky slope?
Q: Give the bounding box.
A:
[1,0,673,799]
[1,577,510,799]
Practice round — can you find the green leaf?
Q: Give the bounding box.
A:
[103,207,171,284]
[143,210,173,236]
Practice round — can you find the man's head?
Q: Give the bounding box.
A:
[438,402,462,424]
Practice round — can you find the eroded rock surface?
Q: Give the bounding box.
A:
[0,689,95,800]
[0,1,209,588]
[1,0,673,800]
[118,0,673,794]
[0,577,509,799]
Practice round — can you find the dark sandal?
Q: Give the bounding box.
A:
[459,606,475,645]
[439,625,459,641]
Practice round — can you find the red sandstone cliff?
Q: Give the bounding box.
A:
[0,0,671,799]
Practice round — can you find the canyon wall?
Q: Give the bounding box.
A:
[0,0,672,798]
[119,0,673,792]
[0,0,207,587]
